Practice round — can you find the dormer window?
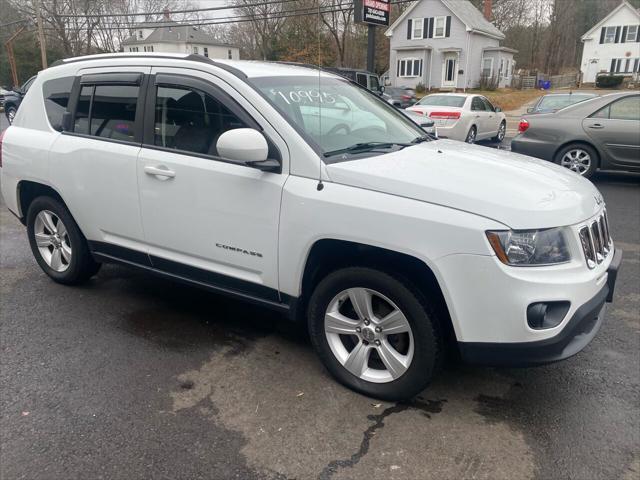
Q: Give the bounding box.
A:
[411,18,423,39]
[138,30,144,39]
[627,25,638,42]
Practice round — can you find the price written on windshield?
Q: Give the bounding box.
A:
[270,89,337,105]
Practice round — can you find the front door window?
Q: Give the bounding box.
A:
[443,56,457,86]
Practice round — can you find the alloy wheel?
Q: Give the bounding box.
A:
[560,148,591,175]
[34,210,72,272]
[466,127,476,144]
[324,287,414,383]
[497,123,506,141]
[7,108,16,124]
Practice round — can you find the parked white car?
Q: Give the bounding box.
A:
[407,93,506,143]
[0,53,621,400]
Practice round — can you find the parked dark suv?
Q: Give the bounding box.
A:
[323,67,382,93]
[3,75,36,124]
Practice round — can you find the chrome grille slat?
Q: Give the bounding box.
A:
[580,210,612,269]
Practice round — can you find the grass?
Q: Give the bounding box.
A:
[415,88,544,112]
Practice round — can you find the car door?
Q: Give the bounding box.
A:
[583,95,640,169]
[481,96,501,135]
[470,96,490,138]
[136,67,289,301]
[48,67,150,253]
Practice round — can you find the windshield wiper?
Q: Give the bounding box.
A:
[323,141,413,158]
[411,136,431,143]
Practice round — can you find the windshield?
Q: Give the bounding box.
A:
[252,76,428,161]
[538,95,595,111]
[417,95,466,107]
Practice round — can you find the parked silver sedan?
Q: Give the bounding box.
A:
[406,93,506,143]
[511,92,640,178]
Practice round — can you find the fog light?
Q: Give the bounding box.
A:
[527,301,570,330]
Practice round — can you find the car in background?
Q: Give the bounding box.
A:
[3,75,36,124]
[382,87,417,108]
[0,87,10,108]
[511,92,639,178]
[324,67,382,93]
[401,109,437,137]
[527,93,598,114]
[406,93,506,143]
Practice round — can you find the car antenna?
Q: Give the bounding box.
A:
[316,0,324,191]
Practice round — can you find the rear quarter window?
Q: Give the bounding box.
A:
[43,77,74,131]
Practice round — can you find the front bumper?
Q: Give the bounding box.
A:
[458,248,622,367]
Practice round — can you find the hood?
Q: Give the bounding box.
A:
[325,140,602,229]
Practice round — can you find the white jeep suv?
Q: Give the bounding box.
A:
[0,54,622,400]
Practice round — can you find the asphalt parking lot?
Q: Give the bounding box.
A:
[1,113,639,480]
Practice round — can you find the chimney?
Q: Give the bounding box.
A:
[163,7,171,21]
[483,0,492,21]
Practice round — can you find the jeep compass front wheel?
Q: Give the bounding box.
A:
[308,267,441,400]
[27,196,101,284]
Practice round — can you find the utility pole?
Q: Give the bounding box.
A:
[35,0,48,69]
[5,25,27,88]
[366,24,376,73]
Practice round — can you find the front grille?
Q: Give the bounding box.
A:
[579,210,612,269]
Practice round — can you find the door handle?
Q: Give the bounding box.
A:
[144,165,176,178]
[588,124,604,129]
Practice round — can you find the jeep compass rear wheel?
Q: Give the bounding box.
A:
[308,267,440,400]
[27,196,101,284]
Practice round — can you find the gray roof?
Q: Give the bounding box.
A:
[122,20,234,47]
[441,0,505,39]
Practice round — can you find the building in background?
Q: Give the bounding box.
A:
[384,0,516,90]
[121,11,239,60]
[579,0,640,84]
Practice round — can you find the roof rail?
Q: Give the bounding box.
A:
[49,53,247,79]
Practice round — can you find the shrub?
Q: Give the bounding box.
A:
[479,74,499,91]
[596,75,624,89]
[415,82,426,93]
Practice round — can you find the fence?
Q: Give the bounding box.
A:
[511,72,579,90]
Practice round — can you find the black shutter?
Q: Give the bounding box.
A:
[445,16,452,37]
[621,26,627,43]
[407,19,412,39]
[614,26,621,43]
[637,26,640,42]
[610,59,616,72]
[634,58,639,73]
[422,18,427,38]
[599,27,606,44]
[397,60,400,76]
[428,17,434,38]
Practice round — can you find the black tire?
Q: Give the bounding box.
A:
[493,121,506,142]
[5,106,17,124]
[26,196,101,285]
[554,143,598,178]
[465,125,477,144]
[307,267,441,401]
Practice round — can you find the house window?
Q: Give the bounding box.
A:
[505,60,510,78]
[204,47,209,58]
[604,26,617,43]
[397,58,422,77]
[481,58,493,77]
[193,46,199,54]
[228,49,233,59]
[411,18,423,39]
[138,31,144,40]
[129,47,139,52]
[143,46,153,52]
[499,59,504,78]
[627,25,639,42]
[434,16,446,38]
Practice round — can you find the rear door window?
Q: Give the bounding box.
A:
[72,76,141,142]
[471,97,486,111]
[356,73,368,88]
[42,76,74,131]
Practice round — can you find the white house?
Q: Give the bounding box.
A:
[121,13,240,60]
[580,0,640,84]
[385,0,516,90]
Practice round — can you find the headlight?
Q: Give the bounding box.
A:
[486,228,571,266]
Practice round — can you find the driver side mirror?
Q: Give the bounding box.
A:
[526,107,534,114]
[216,128,280,173]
